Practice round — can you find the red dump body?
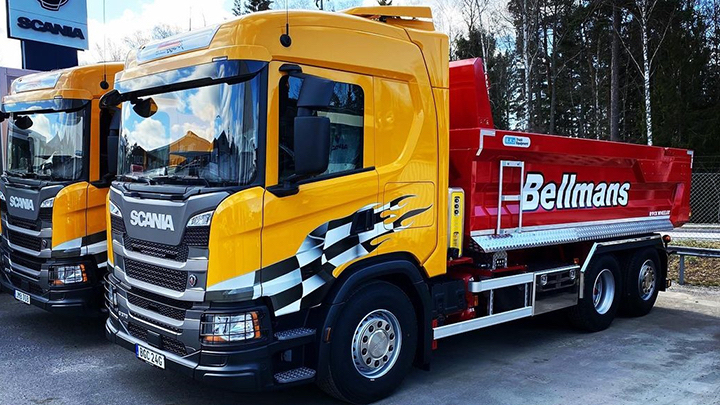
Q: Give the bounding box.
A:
[449,59,692,252]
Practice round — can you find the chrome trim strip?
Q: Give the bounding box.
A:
[83,241,108,256]
[126,301,184,330]
[468,273,534,293]
[471,215,670,237]
[54,237,82,251]
[8,242,50,258]
[8,261,41,280]
[113,240,208,272]
[4,222,52,238]
[471,218,672,253]
[434,306,533,339]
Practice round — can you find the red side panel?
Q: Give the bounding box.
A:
[450,58,493,130]
[448,58,693,236]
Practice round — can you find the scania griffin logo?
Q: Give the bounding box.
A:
[129,210,175,231]
[37,0,69,11]
[9,196,35,211]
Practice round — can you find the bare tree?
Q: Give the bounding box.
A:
[609,0,621,141]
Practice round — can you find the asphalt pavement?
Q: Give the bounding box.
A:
[0,285,718,405]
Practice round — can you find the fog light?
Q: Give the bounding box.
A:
[50,264,87,286]
[201,312,261,344]
[540,274,548,286]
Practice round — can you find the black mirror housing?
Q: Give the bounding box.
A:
[297,76,334,111]
[294,116,331,177]
[99,89,122,109]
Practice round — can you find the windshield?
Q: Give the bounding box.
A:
[6,106,88,181]
[119,75,261,186]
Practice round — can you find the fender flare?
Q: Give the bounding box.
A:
[311,257,433,379]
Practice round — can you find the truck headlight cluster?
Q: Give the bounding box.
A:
[187,211,213,227]
[201,312,261,344]
[109,201,122,217]
[50,264,87,286]
[40,198,54,208]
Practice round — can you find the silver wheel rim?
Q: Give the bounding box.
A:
[352,309,402,379]
[592,269,615,315]
[638,259,656,301]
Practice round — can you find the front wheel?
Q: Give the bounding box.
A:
[317,281,417,404]
[569,255,622,332]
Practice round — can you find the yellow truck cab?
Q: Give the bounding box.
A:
[103,8,447,402]
[0,63,124,316]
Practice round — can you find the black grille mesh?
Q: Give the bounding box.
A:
[8,230,42,251]
[124,258,187,292]
[8,216,39,231]
[10,253,42,272]
[124,237,188,262]
[39,208,52,223]
[183,227,210,246]
[127,293,186,321]
[111,216,125,234]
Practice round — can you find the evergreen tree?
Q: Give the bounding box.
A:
[233,0,272,15]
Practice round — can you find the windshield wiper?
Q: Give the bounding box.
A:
[5,170,37,179]
[153,175,210,187]
[117,174,156,185]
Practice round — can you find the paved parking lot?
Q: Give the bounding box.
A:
[0,286,718,405]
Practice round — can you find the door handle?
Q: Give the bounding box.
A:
[351,209,375,235]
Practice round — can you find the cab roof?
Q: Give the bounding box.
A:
[4,63,124,105]
[118,6,448,88]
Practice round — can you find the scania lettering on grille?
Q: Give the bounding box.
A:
[9,196,34,211]
[522,173,630,211]
[129,210,175,231]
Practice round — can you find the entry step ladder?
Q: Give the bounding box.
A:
[275,367,317,384]
[496,160,525,235]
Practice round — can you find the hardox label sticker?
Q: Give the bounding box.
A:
[522,173,630,211]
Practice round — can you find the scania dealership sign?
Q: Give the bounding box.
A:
[6,0,88,50]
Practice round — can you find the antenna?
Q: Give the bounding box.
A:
[279,0,291,47]
[100,0,109,90]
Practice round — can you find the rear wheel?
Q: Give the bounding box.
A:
[569,255,622,332]
[621,248,661,317]
[317,281,417,404]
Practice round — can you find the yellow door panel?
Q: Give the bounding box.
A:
[207,187,264,291]
[86,184,109,237]
[52,182,88,248]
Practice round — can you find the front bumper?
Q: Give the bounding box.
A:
[105,274,317,392]
[0,250,106,316]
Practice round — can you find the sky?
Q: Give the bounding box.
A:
[0,0,485,69]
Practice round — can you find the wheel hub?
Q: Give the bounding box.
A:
[638,260,656,300]
[352,309,401,379]
[592,269,615,315]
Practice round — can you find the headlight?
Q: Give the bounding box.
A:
[201,312,261,344]
[0,191,5,201]
[109,200,122,217]
[40,198,54,208]
[50,264,87,286]
[187,211,213,227]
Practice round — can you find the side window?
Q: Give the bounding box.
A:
[278,75,364,182]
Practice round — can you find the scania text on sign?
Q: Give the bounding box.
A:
[6,0,89,50]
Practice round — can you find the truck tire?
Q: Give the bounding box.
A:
[317,281,417,404]
[621,248,661,317]
[568,255,621,332]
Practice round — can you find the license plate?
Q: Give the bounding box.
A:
[14,290,30,305]
[136,344,165,369]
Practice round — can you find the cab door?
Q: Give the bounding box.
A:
[261,62,377,316]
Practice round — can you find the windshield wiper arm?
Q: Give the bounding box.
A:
[153,175,210,187]
[117,174,156,185]
[5,170,37,179]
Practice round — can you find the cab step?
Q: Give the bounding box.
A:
[275,367,316,384]
[274,328,315,341]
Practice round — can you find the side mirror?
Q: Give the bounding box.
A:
[0,112,8,123]
[296,76,334,112]
[294,116,331,177]
[99,89,122,109]
[132,97,158,118]
[14,115,33,130]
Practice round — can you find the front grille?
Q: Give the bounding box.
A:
[111,216,125,234]
[8,216,39,231]
[11,253,42,272]
[29,283,43,296]
[124,237,188,262]
[183,227,210,246]
[127,322,188,356]
[127,292,187,321]
[132,312,181,333]
[9,274,43,296]
[124,258,187,292]
[8,230,42,251]
[39,208,52,223]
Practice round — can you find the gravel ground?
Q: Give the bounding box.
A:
[0,285,718,405]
